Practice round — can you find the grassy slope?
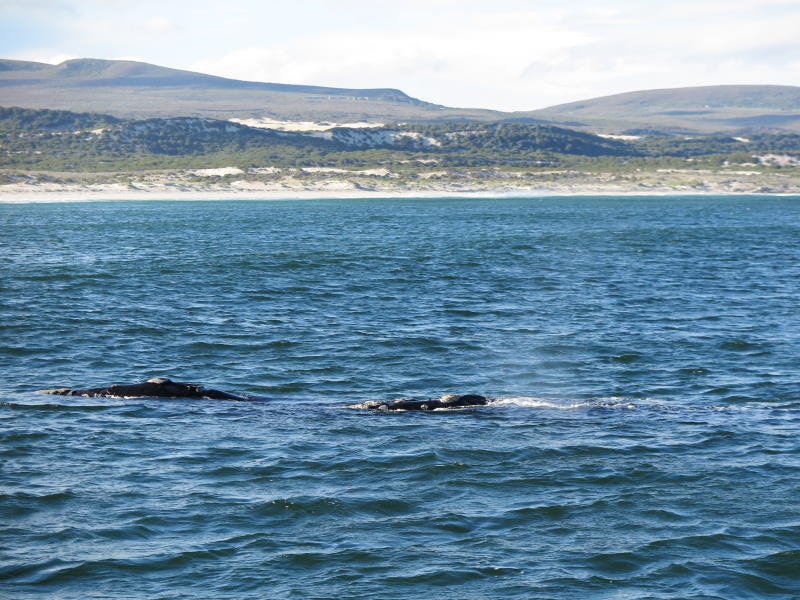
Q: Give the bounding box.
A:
[0,58,502,123]
[525,85,800,134]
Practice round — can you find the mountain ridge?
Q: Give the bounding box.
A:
[0,58,496,123]
[0,58,420,102]
[1,58,800,133]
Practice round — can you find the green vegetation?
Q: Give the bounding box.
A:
[393,123,631,157]
[2,107,633,171]
[2,106,799,192]
[0,106,120,131]
[634,133,800,157]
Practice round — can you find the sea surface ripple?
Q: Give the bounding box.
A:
[2,196,800,599]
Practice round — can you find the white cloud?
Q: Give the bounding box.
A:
[144,16,177,34]
[8,52,78,65]
[190,9,597,109]
[184,1,800,109]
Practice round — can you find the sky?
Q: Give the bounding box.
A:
[1,0,799,111]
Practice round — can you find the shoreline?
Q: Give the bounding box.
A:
[3,170,800,202]
[3,186,799,203]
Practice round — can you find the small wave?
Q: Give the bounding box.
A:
[380,564,524,587]
[1,400,115,413]
[1,489,77,518]
[0,430,49,443]
[5,489,77,503]
[612,353,642,364]
[586,550,646,576]
[719,339,767,352]
[741,549,800,584]
[2,546,240,585]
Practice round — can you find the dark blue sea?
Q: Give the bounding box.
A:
[2,195,800,599]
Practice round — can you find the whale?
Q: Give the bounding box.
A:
[38,377,251,401]
[37,379,488,409]
[347,393,489,411]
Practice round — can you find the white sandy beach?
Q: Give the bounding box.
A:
[2,167,799,202]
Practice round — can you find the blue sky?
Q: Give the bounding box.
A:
[1,0,799,111]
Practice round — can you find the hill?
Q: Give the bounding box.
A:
[0,59,800,137]
[2,106,799,196]
[525,85,800,134]
[0,58,501,123]
[0,106,633,172]
[3,58,800,135]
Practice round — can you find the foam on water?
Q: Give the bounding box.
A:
[491,396,636,410]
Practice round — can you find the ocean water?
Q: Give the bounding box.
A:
[1,195,799,599]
